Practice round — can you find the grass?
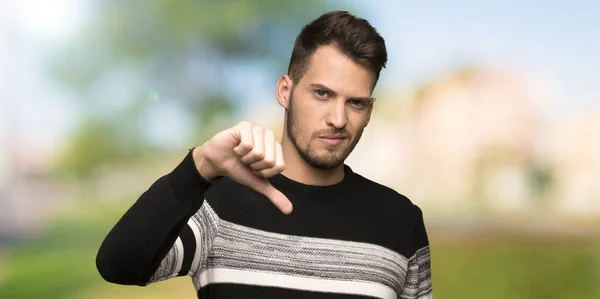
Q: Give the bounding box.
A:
[0,217,108,299]
[430,233,600,299]
[0,201,197,299]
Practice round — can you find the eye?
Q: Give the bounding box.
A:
[349,100,368,109]
[314,89,329,99]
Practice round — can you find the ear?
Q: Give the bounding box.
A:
[276,74,293,109]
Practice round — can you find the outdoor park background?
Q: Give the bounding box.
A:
[1,0,599,298]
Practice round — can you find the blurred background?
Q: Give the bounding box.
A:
[1,0,599,298]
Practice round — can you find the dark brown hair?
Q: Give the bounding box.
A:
[287,11,387,85]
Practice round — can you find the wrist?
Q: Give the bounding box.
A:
[192,145,219,181]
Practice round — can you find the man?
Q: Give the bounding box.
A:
[97,11,433,299]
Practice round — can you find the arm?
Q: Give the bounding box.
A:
[400,205,433,299]
[96,121,290,285]
[95,150,218,286]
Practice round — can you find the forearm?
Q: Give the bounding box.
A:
[96,151,210,285]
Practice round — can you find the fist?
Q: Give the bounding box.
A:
[193,121,292,214]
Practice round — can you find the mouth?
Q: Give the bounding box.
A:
[318,136,347,145]
[319,134,348,139]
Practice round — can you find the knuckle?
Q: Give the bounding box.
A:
[275,159,285,169]
[277,163,285,171]
[252,151,265,160]
[239,142,253,151]
[264,159,276,168]
[250,181,266,192]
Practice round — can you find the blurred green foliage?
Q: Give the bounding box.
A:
[54,117,136,178]
[49,0,337,177]
[528,165,555,205]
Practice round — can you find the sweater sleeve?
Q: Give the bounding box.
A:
[96,150,219,286]
[399,205,433,299]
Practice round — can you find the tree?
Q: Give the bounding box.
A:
[50,0,341,177]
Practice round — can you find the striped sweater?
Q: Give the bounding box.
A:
[96,150,433,298]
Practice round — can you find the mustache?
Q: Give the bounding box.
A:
[312,129,350,138]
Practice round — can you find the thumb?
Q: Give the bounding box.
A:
[248,177,293,215]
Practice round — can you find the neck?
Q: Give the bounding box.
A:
[279,134,345,186]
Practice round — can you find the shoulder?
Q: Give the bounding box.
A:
[350,171,424,220]
[351,171,414,205]
[350,171,427,254]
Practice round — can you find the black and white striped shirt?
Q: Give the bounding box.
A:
[97,151,433,299]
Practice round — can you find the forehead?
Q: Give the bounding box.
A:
[299,45,375,97]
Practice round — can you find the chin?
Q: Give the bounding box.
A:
[309,153,347,169]
[308,160,342,170]
[296,139,352,169]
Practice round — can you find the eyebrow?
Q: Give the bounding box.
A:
[309,83,373,102]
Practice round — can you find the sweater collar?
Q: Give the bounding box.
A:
[268,164,355,199]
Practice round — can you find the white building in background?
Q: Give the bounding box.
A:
[403,68,544,211]
[544,103,600,215]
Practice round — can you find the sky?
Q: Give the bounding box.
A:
[356,0,600,110]
[3,0,600,158]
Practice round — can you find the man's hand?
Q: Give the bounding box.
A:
[193,121,292,215]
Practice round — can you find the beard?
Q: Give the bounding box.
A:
[286,93,364,169]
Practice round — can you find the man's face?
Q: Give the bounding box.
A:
[285,45,375,169]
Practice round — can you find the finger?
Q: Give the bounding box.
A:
[249,129,276,171]
[254,141,285,177]
[233,122,253,156]
[241,126,265,165]
[252,179,293,215]
[264,185,293,215]
[234,164,292,214]
[275,141,285,169]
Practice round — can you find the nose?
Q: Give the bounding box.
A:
[326,100,348,129]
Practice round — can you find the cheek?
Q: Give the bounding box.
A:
[295,98,323,129]
[349,113,370,132]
